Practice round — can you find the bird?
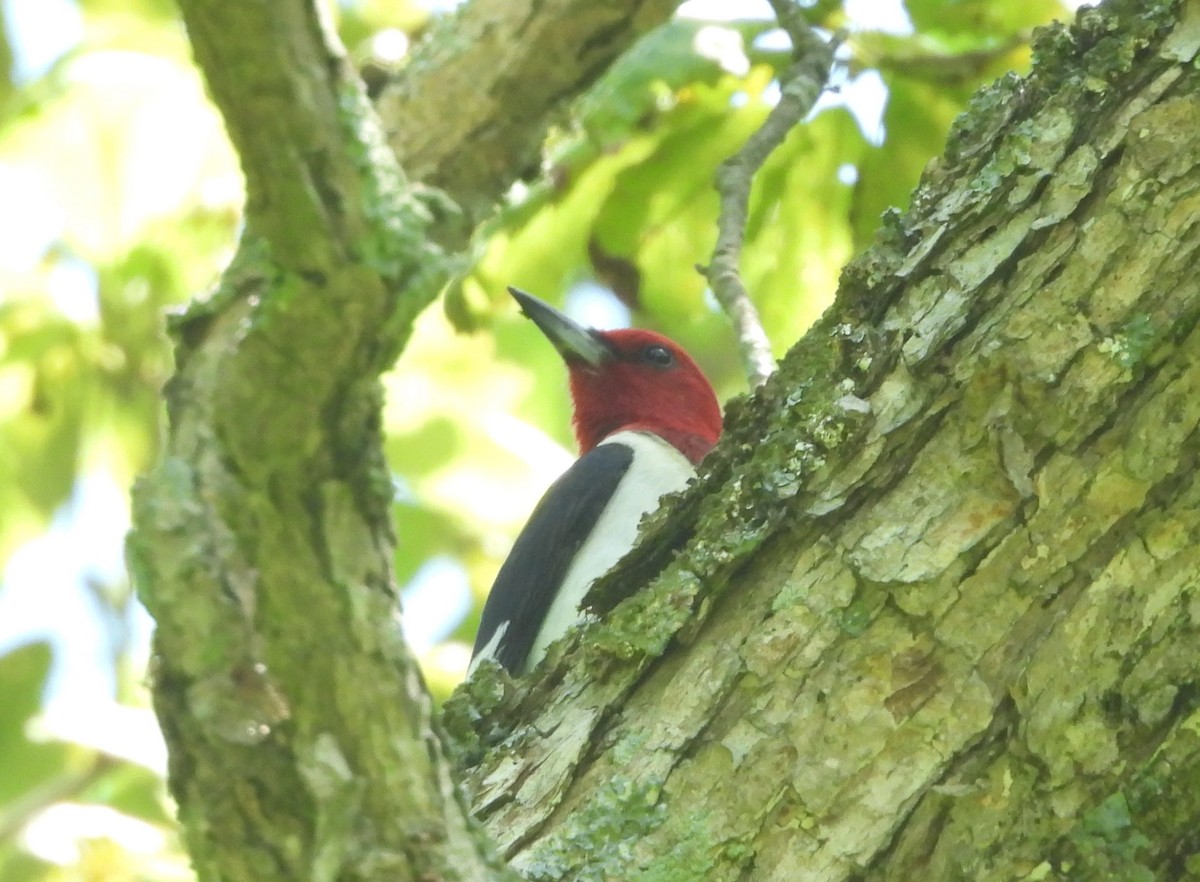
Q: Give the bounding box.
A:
[469,286,723,675]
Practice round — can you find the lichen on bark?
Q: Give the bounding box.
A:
[454,2,1200,880]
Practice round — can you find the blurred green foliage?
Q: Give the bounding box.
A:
[0,0,1070,877]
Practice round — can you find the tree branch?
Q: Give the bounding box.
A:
[380,0,679,229]
[702,2,836,387]
[850,31,1027,85]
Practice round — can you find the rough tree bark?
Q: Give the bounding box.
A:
[129,1,1200,882]
[126,1,676,880]
[454,3,1200,879]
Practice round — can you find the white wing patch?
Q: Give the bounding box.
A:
[467,621,508,676]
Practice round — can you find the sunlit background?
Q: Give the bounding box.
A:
[0,0,1083,878]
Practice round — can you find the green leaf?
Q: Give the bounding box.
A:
[0,302,88,558]
[592,73,767,316]
[575,19,771,146]
[905,0,1071,40]
[0,843,51,882]
[77,0,177,22]
[0,643,68,805]
[84,761,171,825]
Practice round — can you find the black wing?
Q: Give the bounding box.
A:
[471,442,634,673]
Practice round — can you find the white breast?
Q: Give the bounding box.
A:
[525,430,695,671]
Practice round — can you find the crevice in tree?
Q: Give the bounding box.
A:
[1067,348,1188,461]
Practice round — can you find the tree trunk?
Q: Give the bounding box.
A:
[129,0,1200,881]
[454,3,1200,880]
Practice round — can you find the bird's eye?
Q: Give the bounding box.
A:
[643,344,675,367]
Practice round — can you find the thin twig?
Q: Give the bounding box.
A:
[702,2,837,387]
[856,33,1025,84]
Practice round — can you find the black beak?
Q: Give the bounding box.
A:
[508,287,611,368]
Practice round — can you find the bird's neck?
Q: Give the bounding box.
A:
[580,420,715,466]
[634,424,713,465]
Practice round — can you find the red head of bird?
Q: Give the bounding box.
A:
[508,287,722,464]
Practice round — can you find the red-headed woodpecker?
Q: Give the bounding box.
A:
[469,287,722,675]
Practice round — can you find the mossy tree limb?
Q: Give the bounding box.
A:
[127,0,677,880]
[453,3,1200,880]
